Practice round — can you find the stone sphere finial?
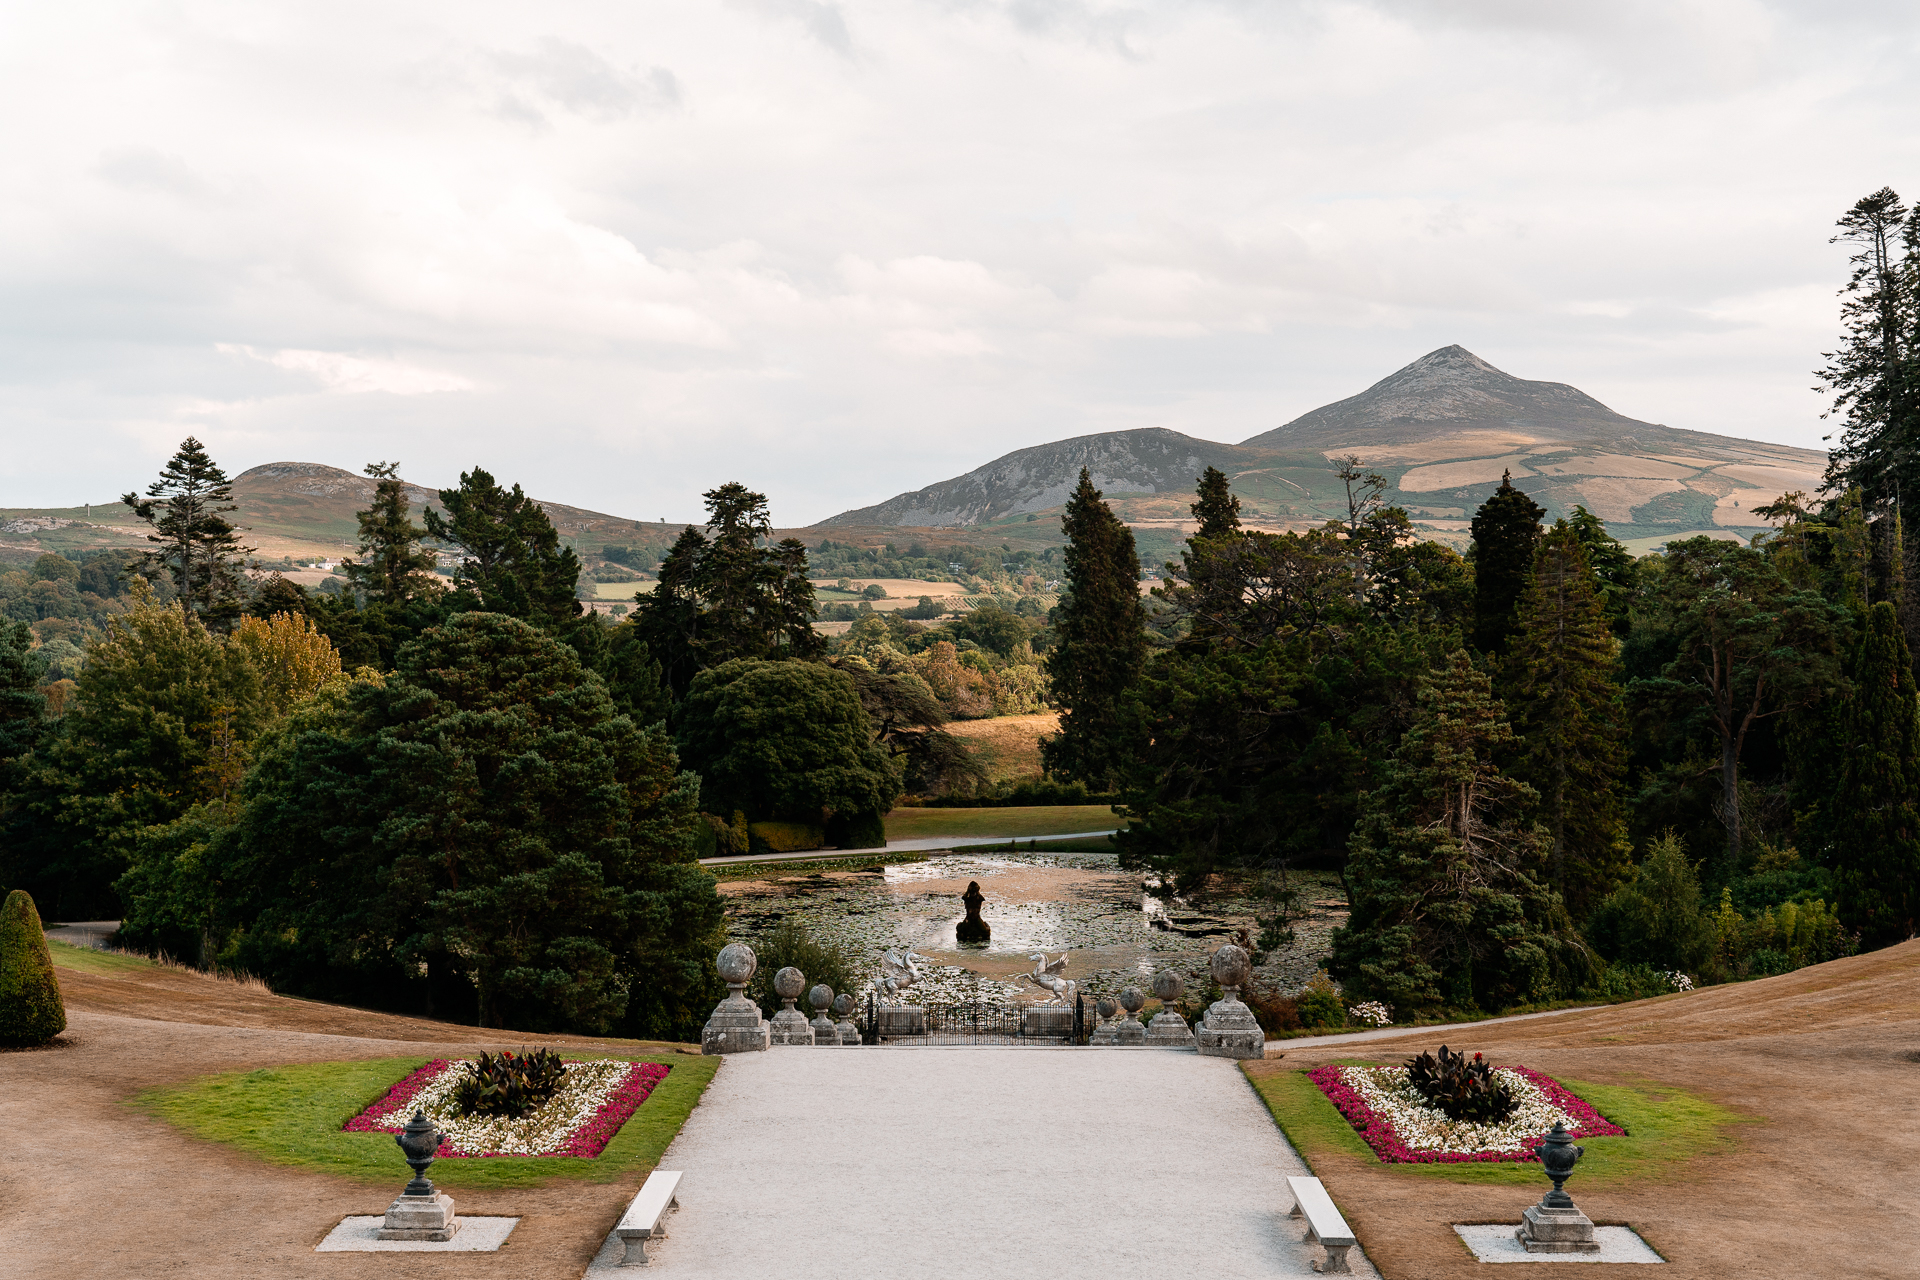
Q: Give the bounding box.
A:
[716,942,757,987]
[1096,995,1117,1021]
[831,992,855,1018]
[809,983,833,1013]
[1151,969,1184,1004]
[1210,943,1252,992]
[1120,986,1146,1017]
[774,965,806,1003]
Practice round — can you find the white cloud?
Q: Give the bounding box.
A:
[1,0,1915,523]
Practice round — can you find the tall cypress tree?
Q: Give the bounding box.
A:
[1191,466,1242,540]
[1507,522,1631,919]
[344,462,439,604]
[1041,469,1148,789]
[1470,470,1544,655]
[1820,601,1920,946]
[120,437,253,628]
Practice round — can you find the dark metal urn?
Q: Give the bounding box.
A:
[1536,1120,1585,1208]
[395,1109,445,1197]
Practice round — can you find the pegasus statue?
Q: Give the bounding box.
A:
[876,948,929,1001]
[1026,952,1077,1006]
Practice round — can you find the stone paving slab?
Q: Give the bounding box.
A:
[1454,1224,1666,1263]
[583,1045,1377,1279]
[315,1215,519,1251]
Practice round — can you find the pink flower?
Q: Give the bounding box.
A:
[1306,1063,1623,1165]
[341,1059,674,1159]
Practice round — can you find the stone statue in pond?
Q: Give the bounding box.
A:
[1026,952,1077,1006]
[955,880,990,944]
[875,948,930,1002]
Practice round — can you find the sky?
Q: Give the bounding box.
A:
[3,1,1917,525]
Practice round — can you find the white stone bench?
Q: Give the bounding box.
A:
[615,1170,683,1266]
[1287,1175,1357,1274]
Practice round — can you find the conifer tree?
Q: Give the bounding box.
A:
[1507,522,1631,919]
[1819,602,1920,946]
[1819,188,1920,506]
[0,890,65,1045]
[344,462,439,604]
[1191,465,1241,540]
[1329,651,1586,1014]
[1041,469,1148,789]
[1469,470,1544,655]
[1564,505,1637,632]
[121,437,253,628]
[424,467,582,627]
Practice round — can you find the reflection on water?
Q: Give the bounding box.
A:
[882,855,1041,885]
[896,900,1074,954]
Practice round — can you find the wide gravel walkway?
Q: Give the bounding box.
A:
[584,1046,1378,1280]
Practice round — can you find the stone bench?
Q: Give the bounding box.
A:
[1286,1175,1357,1274]
[615,1169,683,1266]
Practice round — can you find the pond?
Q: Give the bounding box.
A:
[720,852,1350,1008]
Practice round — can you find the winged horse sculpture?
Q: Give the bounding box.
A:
[1026,952,1077,1006]
[876,948,929,1001]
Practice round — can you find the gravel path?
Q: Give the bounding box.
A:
[583,1046,1378,1280]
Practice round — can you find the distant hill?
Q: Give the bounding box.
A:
[818,345,1829,549]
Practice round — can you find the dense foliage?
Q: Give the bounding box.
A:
[0,889,65,1046]
[1404,1046,1515,1123]
[452,1048,568,1119]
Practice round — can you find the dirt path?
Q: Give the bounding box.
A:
[1251,939,1920,1280]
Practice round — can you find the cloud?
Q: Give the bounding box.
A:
[216,345,477,396]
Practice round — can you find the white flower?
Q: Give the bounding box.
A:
[408,1060,633,1156]
[1337,1066,1578,1156]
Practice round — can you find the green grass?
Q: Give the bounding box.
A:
[45,940,162,975]
[1244,1063,1751,1187]
[136,1053,720,1189]
[882,804,1119,841]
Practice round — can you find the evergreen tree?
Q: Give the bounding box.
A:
[0,620,47,773]
[1041,469,1148,789]
[1507,523,1631,919]
[1819,188,1920,506]
[120,437,253,628]
[1816,602,1920,946]
[0,890,65,1045]
[1191,465,1242,539]
[424,467,582,627]
[1564,505,1637,632]
[1584,832,1716,974]
[1469,470,1544,654]
[630,482,822,697]
[1329,651,1586,1014]
[343,462,440,604]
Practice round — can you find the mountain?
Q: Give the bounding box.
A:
[819,346,1829,548]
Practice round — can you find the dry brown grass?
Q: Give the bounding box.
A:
[944,711,1058,782]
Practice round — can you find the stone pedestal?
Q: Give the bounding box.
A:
[770,1007,816,1045]
[1022,1005,1074,1039]
[1517,1203,1601,1253]
[702,992,772,1054]
[836,1017,862,1044]
[377,1192,459,1242]
[876,1005,926,1038]
[808,1011,838,1043]
[1145,1009,1195,1047]
[1195,997,1265,1058]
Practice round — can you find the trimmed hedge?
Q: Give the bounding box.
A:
[749,821,826,853]
[0,890,66,1045]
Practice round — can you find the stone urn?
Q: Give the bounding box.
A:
[1196,944,1264,1059]
[702,942,771,1054]
[770,965,815,1044]
[1517,1121,1599,1253]
[831,991,861,1045]
[808,983,839,1045]
[377,1110,459,1241]
[1146,969,1194,1047]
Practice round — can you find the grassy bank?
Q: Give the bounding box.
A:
[882,804,1119,841]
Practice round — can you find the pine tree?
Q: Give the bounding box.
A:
[1329,651,1586,1015]
[120,437,253,627]
[1191,465,1242,539]
[1820,602,1920,946]
[1507,522,1631,919]
[343,462,439,604]
[1041,469,1148,789]
[1469,470,1544,655]
[1564,505,1637,631]
[423,467,582,627]
[1819,188,1920,506]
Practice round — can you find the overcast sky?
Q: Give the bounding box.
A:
[4,1,1916,525]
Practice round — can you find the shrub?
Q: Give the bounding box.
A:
[745,919,860,1019]
[450,1048,567,1119]
[1296,971,1346,1030]
[748,822,826,854]
[0,890,66,1046]
[1242,986,1302,1032]
[1585,832,1716,974]
[825,809,887,850]
[1404,1046,1516,1122]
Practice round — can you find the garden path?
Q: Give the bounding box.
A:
[580,1046,1379,1280]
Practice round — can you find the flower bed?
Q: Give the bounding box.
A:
[1309,1063,1622,1164]
[345,1058,671,1158]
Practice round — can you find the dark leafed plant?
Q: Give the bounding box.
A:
[1404,1045,1516,1123]
[451,1048,568,1119]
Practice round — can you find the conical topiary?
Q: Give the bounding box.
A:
[0,890,66,1045]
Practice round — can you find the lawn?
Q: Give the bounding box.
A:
[1243,1062,1749,1188]
[46,940,162,975]
[137,1053,720,1189]
[882,804,1120,841]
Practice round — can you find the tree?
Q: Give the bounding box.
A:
[1584,832,1716,974]
[1192,465,1242,540]
[424,467,582,628]
[1810,602,1920,946]
[0,890,65,1045]
[1506,523,1632,919]
[120,437,253,627]
[631,483,822,697]
[1565,505,1637,632]
[1629,538,1847,870]
[218,613,721,1034]
[1041,470,1148,788]
[232,611,344,717]
[1819,188,1920,506]
[1469,471,1544,654]
[828,655,984,797]
[344,462,440,604]
[0,620,47,773]
[1332,456,1389,533]
[1329,652,1588,1015]
[675,658,899,833]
